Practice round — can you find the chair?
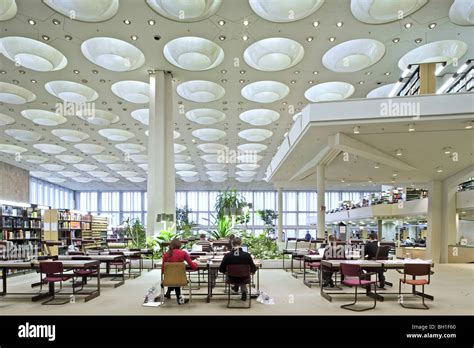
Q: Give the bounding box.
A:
[225,264,251,308]
[399,263,431,310]
[38,261,74,305]
[67,251,85,256]
[128,248,143,276]
[71,256,97,291]
[160,262,191,305]
[340,263,377,312]
[375,246,390,260]
[109,252,129,278]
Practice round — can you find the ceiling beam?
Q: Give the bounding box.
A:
[289,143,341,181]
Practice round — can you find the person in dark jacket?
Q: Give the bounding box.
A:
[322,235,346,288]
[219,237,257,301]
[363,234,386,288]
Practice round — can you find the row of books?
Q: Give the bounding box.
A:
[0,230,41,240]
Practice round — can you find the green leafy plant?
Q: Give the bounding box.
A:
[257,209,278,237]
[210,215,235,239]
[241,231,280,259]
[176,206,198,238]
[123,217,146,249]
[214,189,248,224]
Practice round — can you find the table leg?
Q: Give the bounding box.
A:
[206,265,211,303]
[303,261,307,283]
[1,268,6,296]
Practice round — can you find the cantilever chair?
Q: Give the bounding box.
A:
[340,263,377,312]
[225,264,252,308]
[160,262,191,305]
[38,261,75,305]
[399,263,431,310]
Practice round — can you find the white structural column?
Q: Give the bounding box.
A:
[316,164,326,239]
[427,181,442,263]
[146,71,176,236]
[277,187,283,241]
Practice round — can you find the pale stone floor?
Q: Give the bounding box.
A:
[0,264,472,315]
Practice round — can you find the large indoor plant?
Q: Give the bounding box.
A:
[214,189,248,224]
[176,206,198,238]
[123,217,146,249]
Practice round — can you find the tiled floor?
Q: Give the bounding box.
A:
[1,264,472,315]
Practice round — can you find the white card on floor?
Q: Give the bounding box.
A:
[142,302,163,307]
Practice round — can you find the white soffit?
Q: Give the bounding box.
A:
[449,0,474,26]
[0,0,16,21]
[0,82,36,104]
[177,80,225,102]
[45,81,98,103]
[241,81,290,103]
[185,108,226,125]
[305,82,355,102]
[244,38,304,71]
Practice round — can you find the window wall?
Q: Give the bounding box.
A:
[29,178,75,209]
[76,190,375,237]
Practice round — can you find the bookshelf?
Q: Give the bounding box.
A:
[0,204,43,251]
[91,216,109,248]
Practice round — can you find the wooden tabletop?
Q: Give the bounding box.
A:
[59,255,123,262]
[0,259,100,269]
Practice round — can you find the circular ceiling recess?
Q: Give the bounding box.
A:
[205,163,226,170]
[146,0,222,22]
[322,39,385,72]
[177,170,198,177]
[206,170,227,177]
[192,128,226,141]
[249,0,324,22]
[236,170,257,177]
[74,163,98,171]
[45,81,98,103]
[449,0,474,26]
[237,163,260,171]
[177,80,225,102]
[0,82,36,104]
[398,40,468,70]
[111,81,149,104]
[76,109,119,126]
[238,143,267,153]
[200,154,219,163]
[72,177,94,183]
[175,154,191,162]
[241,81,290,103]
[304,82,355,102]
[0,0,17,21]
[127,177,146,183]
[197,143,228,154]
[43,0,119,22]
[21,109,67,126]
[175,163,195,171]
[138,163,148,171]
[131,109,149,125]
[244,38,304,71]
[107,163,129,171]
[0,36,67,72]
[115,143,146,154]
[46,177,66,184]
[174,143,187,154]
[240,109,280,126]
[92,155,120,164]
[130,155,148,164]
[350,0,428,24]
[33,143,66,154]
[22,155,48,164]
[366,83,397,98]
[51,129,89,142]
[74,143,105,154]
[209,176,226,183]
[0,144,27,154]
[236,177,253,183]
[30,171,51,179]
[81,37,145,72]
[5,129,41,142]
[163,37,224,71]
[58,171,81,178]
[55,155,84,164]
[88,171,109,178]
[41,164,65,171]
[185,108,226,125]
[182,176,199,183]
[101,177,119,183]
[0,113,15,126]
[98,128,135,141]
[238,129,273,142]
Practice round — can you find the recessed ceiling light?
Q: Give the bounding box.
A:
[313,71,319,75]
[443,147,452,154]
[313,21,319,27]
[429,23,436,29]
[131,35,138,40]
[28,19,36,25]
[42,35,50,41]
[123,19,131,24]
[392,172,398,177]
[240,70,246,74]
[392,38,400,43]
[242,35,249,41]
[218,20,225,26]
[365,71,372,75]
[436,167,443,173]
[52,19,61,25]
[65,35,72,41]
[73,70,80,74]
[353,126,360,134]
[341,179,345,183]
[239,79,245,84]
[18,70,25,74]
[374,163,380,169]
[306,36,313,42]
[336,21,343,27]
[219,35,226,41]
[0,70,6,74]
[358,81,364,85]
[243,19,249,26]
[466,121,473,129]
[396,149,403,156]
[384,72,391,76]
[408,123,415,132]
[220,69,227,74]
[291,80,296,84]
[415,38,423,44]
[31,79,37,84]
[308,80,314,84]
[404,22,412,29]
[148,19,155,25]
[221,79,227,83]
[329,37,336,42]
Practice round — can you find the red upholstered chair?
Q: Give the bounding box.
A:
[399,263,431,310]
[109,252,129,278]
[71,256,97,291]
[225,265,252,308]
[39,261,74,305]
[340,263,377,311]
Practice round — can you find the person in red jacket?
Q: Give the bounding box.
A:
[162,238,198,304]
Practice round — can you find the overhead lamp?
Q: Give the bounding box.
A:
[466,121,473,129]
[306,36,313,42]
[42,35,50,41]
[353,126,360,134]
[443,147,452,154]
[313,21,319,27]
[414,38,423,44]
[218,20,225,26]
[392,172,398,177]
[148,19,155,25]
[374,163,380,169]
[219,35,226,41]
[336,21,343,27]
[131,35,138,41]
[408,124,415,132]
[392,38,400,43]
[243,19,249,26]
[396,149,403,156]
[436,167,443,173]
[404,22,412,29]
[242,35,249,41]
[28,19,36,25]
[429,23,436,29]
[329,37,335,42]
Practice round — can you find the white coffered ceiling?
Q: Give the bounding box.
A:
[0,0,472,191]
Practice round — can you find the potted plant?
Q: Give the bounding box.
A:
[176,206,198,238]
[123,217,146,249]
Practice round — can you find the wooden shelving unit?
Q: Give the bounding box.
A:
[91,216,109,248]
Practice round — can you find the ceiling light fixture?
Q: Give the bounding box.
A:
[404,22,412,29]
[443,147,452,154]
[374,163,380,169]
[396,149,403,156]
[242,35,249,41]
[436,167,443,173]
[131,35,138,41]
[313,21,319,27]
[415,38,423,44]
[218,20,225,26]
[306,36,313,42]
[28,19,36,25]
[408,123,415,132]
[353,126,360,134]
[466,121,473,129]
[429,23,436,29]
[329,37,335,42]
[243,19,249,26]
[336,21,343,27]
[148,19,155,25]
[123,19,131,24]
[73,70,80,74]
[219,35,226,41]
[52,19,61,25]
[42,35,50,41]
[392,38,400,43]
[358,81,364,85]
[65,35,72,41]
